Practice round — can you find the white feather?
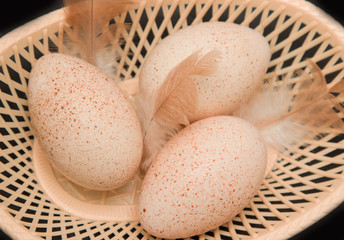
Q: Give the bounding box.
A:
[235,60,344,152]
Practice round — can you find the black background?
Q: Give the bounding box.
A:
[0,1,343,239]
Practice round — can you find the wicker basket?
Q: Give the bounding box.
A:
[1,0,344,239]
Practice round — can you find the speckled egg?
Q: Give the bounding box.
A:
[139,22,271,122]
[28,53,143,191]
[139,116,267,238]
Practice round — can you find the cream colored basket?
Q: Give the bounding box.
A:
[1,0,344,239]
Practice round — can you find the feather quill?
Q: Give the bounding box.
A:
[234,60,344,151]
[63,0,135,79]
[137,49,220,170]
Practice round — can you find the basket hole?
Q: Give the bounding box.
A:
[310,146,327,154]
[249,9,263,29]
[36,227,47,233]
[171,5,181,27]
[52,235,62,240]
[311,176,334,184]
[266,65,276,73]
[334,57,343,65]
[15,88,28,100]
[8,152,18,160]
[290,198,310,204]
[233,7,246,24]
[291,182,305,188]
[289,32,309,52]
[18,149,25,155]
[48,38,59,53]
[277,207,296,213]
[140,9,149,30]
[235,229,250,236]
[0,142,8,150]
[10,127,20,134]
[257,207,271,213]
[250,222,266,229]
[205,231,214,237]
[325,149,344,158]
[33,45,44,60]
[67,232,76,238]
[298,143,311,150]
[22,173,30,181]
[299,171,314,178]
[218,7,229,22]
[295,155,307,161]
[25,209,36,215]
[305,159,321,166]
[317,55,333,69]
[328,133,344,143]
[264,215,282,221]
[263,193,275,198]
[325,69,342,84]
[21,216,34,223]
[65,225,73,230]
[108,233,116,239]
[202,5,213,22]
[186,6,197,25]
[53,227,61,232]
[8,203,21,211]
[276,23,294,45]
[161,26,170,39]
[122,233,130,239]
[41,211,49,216]
[6,100,19,110]
[15,115,25,122]
[281,192,296,197]
[218,236,231,240]
[319,163,342,173]
[301,42,322,61]
[0,190,11,199]
[136,233,144,239]
[0,79,12,95]
[93,231,101,237]
[124,11,133,24]
[232,219,244,226]
[11,166,20,173]
[147,29,155,44]
[141,46,148,58]
[0,156,9,164]
[274,186,286,191]
[263,16,279,37]
[270,48,283,61]
[154,8,164,29]
[281,56,295,69]
[244,214,258,220]
[6,64,22,84]
[19,137,27,144]
[301,188,322,194]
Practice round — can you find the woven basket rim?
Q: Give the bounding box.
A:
[0,8,65,55]
[1,0,344,239]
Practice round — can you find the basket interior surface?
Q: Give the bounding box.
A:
[1,0,344,239]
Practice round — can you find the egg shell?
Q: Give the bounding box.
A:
[139,116,267,239]
[28,53,143,191]
[139,22,271,122]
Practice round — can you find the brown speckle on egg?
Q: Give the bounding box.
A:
[139,22,270,122]
[139,116,267,239]
[28,53,143,191]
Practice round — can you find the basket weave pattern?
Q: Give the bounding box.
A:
[0,0,344,239]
